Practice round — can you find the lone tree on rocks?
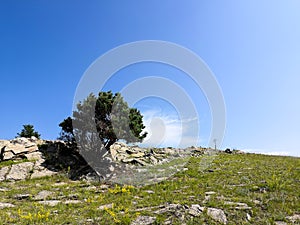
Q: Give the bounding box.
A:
[16,124,41,139]
[59,91,147,151]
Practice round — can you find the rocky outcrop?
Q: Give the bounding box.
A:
[0,137,88,181]
[0,137,68,162]
[109,142,187,166]
[0,137,231,183]
[132,202,228,224]
[108,142,219,165]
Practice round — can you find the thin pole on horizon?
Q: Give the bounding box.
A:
[213,139,217,150]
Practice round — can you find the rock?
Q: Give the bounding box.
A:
[0,187,9,192]
[24,145,39,152]
[274,221,288,225]
[235,206,252,210]
[53,182,68,186]
[34,190,53,200]
[144,190,155,194]
[3,151,14,161]
[13,194,31,200]
[223,201,251,210]
[122,158,148,166]
[205,191,216,195]
[0,137,42,161]
[0,146,6,161]
[207,208,227,224]
[0,140,10,148]
[163,148,175,154]
[286,214,300,223]
[85,185,97,191]
[149,156,158,164]
[64,200,82,204]
[188,204,204,216]
[0,166,10,181]
[131,216,156,225]
[38,200,61,206]
[153,203,182,214]
[110,147,118,160]
[132,205,164,212]
[29,136,38,142]
[0,202,15,209]
[225,148,232,154]
[252,200,261,205]
[67,194,79,199]
[135,158,149,166]
[131,152,145,158]
[233,150,246,154]
[125,148,138,154]
[24,151,42,160]
[98,203,113,210]
[7,143,27,155]
[6,162,34,181]
[246,213,251,221]
[11,137,29,145]
[99,184,110,189]
[120,146,128,152]
[203,195,211,203]
[137,168,148,173]
[109,165,114,172]
[30,169,57,179]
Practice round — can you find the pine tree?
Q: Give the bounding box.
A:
[16,124,41,139]
[59,91,147,150]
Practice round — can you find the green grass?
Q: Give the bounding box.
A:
[0,158,33,168]
[0,153,299,224]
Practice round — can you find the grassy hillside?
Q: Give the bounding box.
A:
[0,152,299,224]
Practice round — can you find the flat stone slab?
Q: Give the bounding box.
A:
[275,222,288,225]
[205,191,216,195]
[3,151,14,161]
[24,151,42,160]
[6,162,34,181]
[30,169,57,179]
[98,203,113,210]
[7,143,27,155]
[286,214,300,223]
[0,140,10,148]
[0,187,9,192]
[64,200,82,204]
[189,204,204,217]
[34,190,53,200]
[13,194,31,200]
[0,202,15,209]
[207,208,227,224]
[38,200,61,206]
[131,216,156,225]
[223,201,251,210]
[0,166,10,181]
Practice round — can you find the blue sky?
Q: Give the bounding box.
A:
[0,1,299,156]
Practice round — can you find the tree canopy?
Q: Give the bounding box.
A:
[59,91,147,151]
[16,124,41,139]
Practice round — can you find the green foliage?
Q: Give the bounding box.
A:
[59,91,147,150]
[58,117,75,143]
[16,124,41,139]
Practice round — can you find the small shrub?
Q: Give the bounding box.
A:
[16,124,41,139]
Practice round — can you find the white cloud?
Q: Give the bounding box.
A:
[264,151,291,156]
[243,148,299,157]
[141,109,200,148]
